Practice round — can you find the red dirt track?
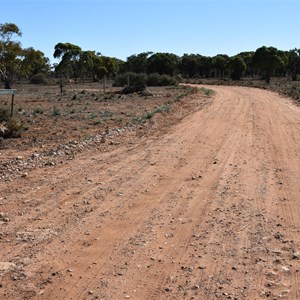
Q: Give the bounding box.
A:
[1,85,300,299]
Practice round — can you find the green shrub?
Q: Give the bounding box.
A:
[113,72,147,87]
[154,103,171,113]
[199,87,214,96]
[141,111,155,120]
[147,73,177,86]
[33,107,44,115]
[5,117,25,138]
[30,73,48,84]
[52,107,61,116]
[0,107,10,122]
[99,110,113,118]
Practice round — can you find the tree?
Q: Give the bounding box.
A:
[212,54,229,78]
[227,56,246,80]
[53,42,82,83]
[0,23,22,88]
[237,51,255,77]
[21,47,50,78]
[180,54,198,78]
[288,49,300,81]
[252,46,282,83]
[179,54,213,78]
[147,52,179,76]
[125,52,152,73]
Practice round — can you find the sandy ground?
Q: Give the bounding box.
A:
[0,85,300,300]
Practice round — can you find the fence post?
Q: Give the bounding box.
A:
[10,93,15,118]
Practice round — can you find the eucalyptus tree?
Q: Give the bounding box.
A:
[288,49,300,81]
[252,46,282,83]
[180,54,199,78]
[147,52,179,76]
[53,42,82,83]
[78,51,113,81]
[125,52,152,73]
[21,47,50,78]
[227,56,246,80]
[180,54,213,78]
[237,52,255,77]
[212,54,229,78]
[0,22,22,88]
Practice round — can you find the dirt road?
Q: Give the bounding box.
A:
[1,85,300,300]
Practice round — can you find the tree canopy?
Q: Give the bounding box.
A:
[2,22,300,86]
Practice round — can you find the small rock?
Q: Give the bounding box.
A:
[281,266,290,272]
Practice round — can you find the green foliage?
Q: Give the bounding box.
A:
[154,103,171,113]
[33,107,44,114]
[0,23,23,87]
[21,47,50,78]
[113,72,147,87]
[0,23,22,40]
[147,73,177,86]
[199,87,214,96]
[141,111,155,121]
[30,73,48,84]
[139,103,171,122]
[0,117,26,138]
[212,54,229,78]
[147,52,180,76]
[52,107,61,116]
[252,46,283,83]
[227,56,247,80]
[125,52,153,73]
[89,112,97,119]
[114,72,176,87]
[180,54,212,78]
[99,110,113,118]
[6,117,24,137]
[288,49,300,81]
[0,107,10,122]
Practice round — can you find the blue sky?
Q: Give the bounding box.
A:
[1,0,299,64]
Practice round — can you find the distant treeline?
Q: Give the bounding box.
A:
[1,23,300,87]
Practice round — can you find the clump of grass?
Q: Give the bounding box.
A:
[0,107,10,122]
[33,107,44,115]
[136,102,172,123]
[52,107,61,116]
[1,117,26,138]
[154,103,171,113]
[141,111,155,121]
[89,112,97,119]
[199,87,214,96]
[99,110,113,118]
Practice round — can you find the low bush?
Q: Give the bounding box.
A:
[52,107,61,116]
[30,73,48,84]
[147,73,177,86]
[0,107,10,122]
[113,72,177,87]
[0,117,25,138]
[113,72,147,87]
